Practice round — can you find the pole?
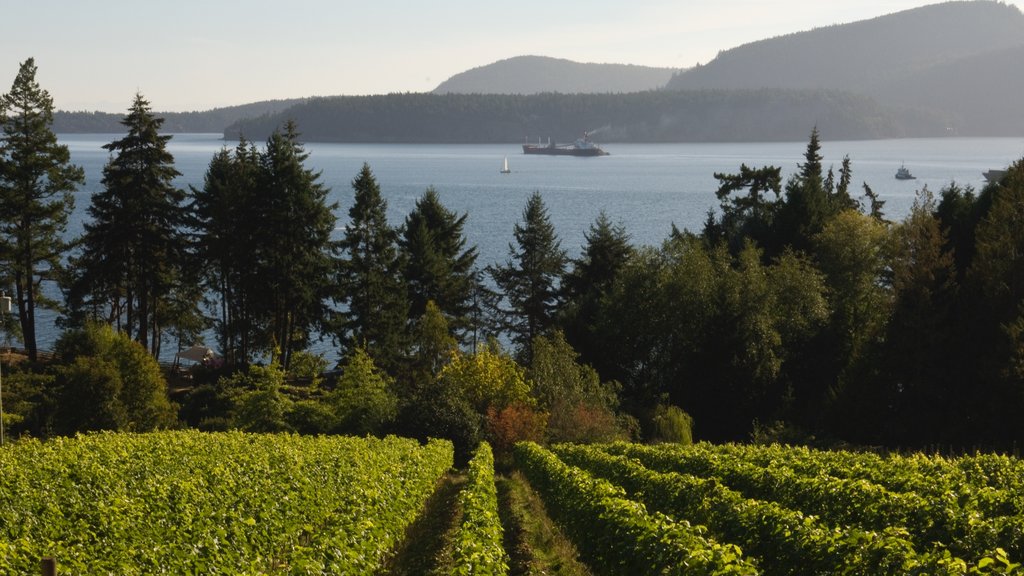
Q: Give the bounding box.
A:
[41,557,57,576]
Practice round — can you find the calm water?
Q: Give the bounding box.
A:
[39,134,1024,356]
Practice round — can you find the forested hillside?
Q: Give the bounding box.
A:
[224,89,947,143]
[433,55,678,94]
[52,98,305,133]
[666,1,1024,135]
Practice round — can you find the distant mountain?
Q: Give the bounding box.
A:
[665,1,1024,135]
[225,90,948,144]
[53,98,306,133]
[433,55,679,95]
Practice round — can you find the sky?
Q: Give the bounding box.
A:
[2,0,1019,112]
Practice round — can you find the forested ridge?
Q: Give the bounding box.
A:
[4,58,1024,458]
[224,89,947,143]
[433,55,678,95]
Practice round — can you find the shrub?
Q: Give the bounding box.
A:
[650,404,694,445]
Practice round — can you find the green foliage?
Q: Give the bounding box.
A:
[560,212,634,378]
[514,441,759,575]
[190,125,339,368]
[439,344,532,414]
[0,58,84,361]
[649,404,694,445]
[528,330,625,444]
[0,370,54,437]
[399,187,479,340]
[488,192,567,360]
[286,349,328,388]
[69,93,190,357]
[450,442,510,575]
[215,361,298,433]
[53,323,176,433]
[330,347,398,435]
[0,432,453,574]
[582,441,1024,573]
[337,163,408,373]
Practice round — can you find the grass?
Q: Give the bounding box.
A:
[496,471,593,576]
[383,472,467,576]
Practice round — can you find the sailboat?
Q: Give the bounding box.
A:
[500,156,511,174]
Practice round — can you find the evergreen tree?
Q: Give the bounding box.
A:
[0,58,84,361]
[398,187,479,340]
[337,163,408,372]
[189,140,262,365]
[706,164,783,257]
[252,122,339,369]
[961,160,1024,444]
[880,187,958,444]
[487,191,567,359]
[70,93,188,357]
[776,127,832,252]
[561,211,633,377]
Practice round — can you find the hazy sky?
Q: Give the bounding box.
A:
[2,0,1019,112]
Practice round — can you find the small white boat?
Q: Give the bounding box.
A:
[500,156,511,174]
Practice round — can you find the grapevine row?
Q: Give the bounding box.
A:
[449,442,509,576]
[0,431,453,575]
[513,441,759,575]
[600,442,1024,560]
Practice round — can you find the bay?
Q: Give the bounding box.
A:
[36,134,1024,357]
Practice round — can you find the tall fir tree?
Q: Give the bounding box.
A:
[488,191,567,360]
[776,127,832,252]
[189,140,262,365]
[253,122,339,369]
[0,58,84,361]
[561,211,633,378]
[337,163,408,372]
[398,187,479,341]
[70,93,188,357]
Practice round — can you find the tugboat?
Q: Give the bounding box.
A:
[895,164,916,180]
[522,131,609,156]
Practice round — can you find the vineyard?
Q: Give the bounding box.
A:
[4,433,1024,575]
[519,442,1024,575]
[0,432,454,574]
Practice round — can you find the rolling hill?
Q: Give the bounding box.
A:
[433,55,679,95]
[665,1,1024,135]
[53,98,306,133]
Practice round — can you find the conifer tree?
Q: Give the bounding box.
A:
[0,58,84,361]
[776,127,831,252]
[488,191,567,359]
[399,187,479,340]
[253,121,339,369]
[70,93,188,357]
[337,163,408,372]
[561,211,633,376]
[189,140,262,364]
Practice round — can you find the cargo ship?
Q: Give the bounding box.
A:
[522,132,609,156]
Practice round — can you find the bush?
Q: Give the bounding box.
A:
[546,398,627,444]
[53,323,177,433]
[485,403,547,467]
[650,404,694,445]
[330,348,397,435]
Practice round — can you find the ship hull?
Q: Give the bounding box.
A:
[522,144,608,157]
